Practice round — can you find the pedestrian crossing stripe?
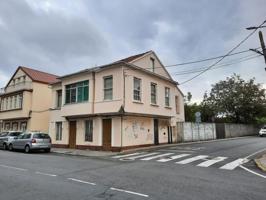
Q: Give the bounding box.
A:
[112,152,246,170]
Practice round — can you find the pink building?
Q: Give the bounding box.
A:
[49,51,184,151]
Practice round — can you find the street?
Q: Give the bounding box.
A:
[0,136,265,200]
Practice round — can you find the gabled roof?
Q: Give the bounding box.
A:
[5,66,59,87]
[116,50,152,63]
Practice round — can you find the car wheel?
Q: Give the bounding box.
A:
[260,134,263,137]
[44,148,51,153]
[3,143,7,150]
[25,145,30,153]
[8,144,13,151]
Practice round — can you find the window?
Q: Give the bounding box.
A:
[5,123,10,130]
[175,96,180,114]
[5,98,8,110]
[18,94,23,108]
[85,120,93,142]
[151,83,157,104]
[150,57,155,72]
[12,122,18,131]
[56,122,62,141]
[165,87,170,107]
[133,77,141,101]
[56,90,62,108]
[14,96,17,109]
[20,122,27,131]
[104,76,113,100]
[65,80,89,104]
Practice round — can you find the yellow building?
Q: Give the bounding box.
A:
[0,66,58,133]
[49,51,185,151]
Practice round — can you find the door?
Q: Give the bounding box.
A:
[216,123,225,139]
[69,121,77,148]
[168,126,173,144]
[102,119,112,151]
[154,119,159,145]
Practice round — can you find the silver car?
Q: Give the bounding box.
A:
[0,131,22,150]
[9,132,51,153]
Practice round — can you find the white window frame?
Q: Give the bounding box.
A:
[165,87,170,107]
[55,122,62,141]
[133,77,142,102]
[103,76,113,100]
[151,83,157,105]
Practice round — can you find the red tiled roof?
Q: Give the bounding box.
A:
[20,66,59,84]
[117,50,152,63]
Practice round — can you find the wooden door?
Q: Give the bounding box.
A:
[69,121,77,148]
[102,119,112,151]
[154,119,159,145]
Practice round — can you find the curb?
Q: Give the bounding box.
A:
[254,158,266,172]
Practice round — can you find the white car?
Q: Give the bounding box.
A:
[259,126,266,137]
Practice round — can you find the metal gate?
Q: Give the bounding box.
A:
[215,123,225,139]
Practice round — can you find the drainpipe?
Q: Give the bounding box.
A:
[121,67,126,150]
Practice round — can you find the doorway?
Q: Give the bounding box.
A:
[102,119,112,150]
[154,119,159,145]
[69,121,77,148]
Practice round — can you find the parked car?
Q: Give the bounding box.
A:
[0,131,22,150]
[8,132,51,153]
[259,126,266,137]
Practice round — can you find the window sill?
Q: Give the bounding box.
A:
[64,101,89,106]
[150,103,159,107]
[133,100,143,104]
[165,106,172,109]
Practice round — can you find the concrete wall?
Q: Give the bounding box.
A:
[225,123,259,138]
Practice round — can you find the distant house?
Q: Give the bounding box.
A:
[0,66,58,132]
[49,51,185,151]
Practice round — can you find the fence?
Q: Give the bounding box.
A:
[177,122,259,142]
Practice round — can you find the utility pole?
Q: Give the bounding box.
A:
[246,24,266,70]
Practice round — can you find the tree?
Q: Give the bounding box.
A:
[184,92,200,122]
[202,74,266,123]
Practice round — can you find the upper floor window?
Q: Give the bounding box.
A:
[150,57,155,72]
[165,87,170,107]
[151,83,157,104]
[65,80,89,104]
[133,77,141,101]
[104,76,113,100]
[0,94,23,111]
[175,95,180,114]
[56,90,62,108]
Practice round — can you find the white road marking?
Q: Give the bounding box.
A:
[0,164,28,171]
[239,165,266,179]
[219,158,247,170]
[243,148,266,159]
[197,157,227,167]
[157,154,191,162]
[176,155,208,164]
[68,178,96,186]
[112,152,144,159]
[110,187,149,198]
[35,171,57,177]
[141,153,174,161]
[125,152,159,160]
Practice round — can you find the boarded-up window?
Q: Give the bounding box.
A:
[175,96,180,114]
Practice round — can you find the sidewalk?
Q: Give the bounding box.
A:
[255,154,266,172]
[51,148,116,157]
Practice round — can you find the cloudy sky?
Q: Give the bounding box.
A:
[0,0,265,102]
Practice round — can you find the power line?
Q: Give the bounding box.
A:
[165,48,260,67]
[173,55,262,76]
[179,19,266,85]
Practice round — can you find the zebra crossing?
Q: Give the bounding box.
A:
[112,152,249,170]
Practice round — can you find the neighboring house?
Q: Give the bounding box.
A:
[49,51,185,151]
[0,66,58,133]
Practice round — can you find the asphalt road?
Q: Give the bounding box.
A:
[0,136,265,200]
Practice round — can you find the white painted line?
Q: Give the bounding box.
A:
[125,152,159,160]
[157,154,191,162]
[219,158,247,170]
[239,165,266,179]
[112,152,144,159]
[35,171,57,177]
[110,187,149,198]
[176,155,208,164]
[197,157,227,167]
[141,153,174,161]
[0,164,28,171]
[68,178,96,186]
[243,148,266,159]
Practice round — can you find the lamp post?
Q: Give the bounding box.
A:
[246,25,266,68]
